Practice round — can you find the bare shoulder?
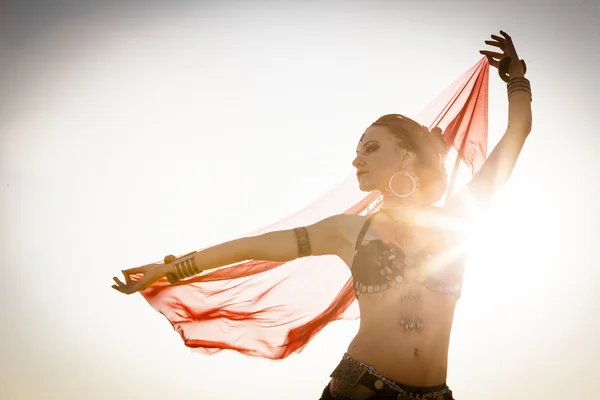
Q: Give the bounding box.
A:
[306,214,369,260]
[308,214,368,238]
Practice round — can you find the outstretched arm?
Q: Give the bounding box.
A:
[449,31,532,212]
[111,214,346,294]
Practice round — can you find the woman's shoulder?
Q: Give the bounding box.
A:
[320,213,373,243]
[309,213,372,258]
[322,213,370,228]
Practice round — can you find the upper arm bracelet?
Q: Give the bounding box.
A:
[293,227,312,258]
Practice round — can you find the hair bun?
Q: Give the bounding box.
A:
[427,127,449,157]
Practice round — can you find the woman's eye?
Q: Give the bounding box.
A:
[366,145,378,153]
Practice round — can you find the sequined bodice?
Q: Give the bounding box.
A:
[352,212,464,299]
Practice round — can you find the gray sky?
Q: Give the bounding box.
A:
[2,1,600,399]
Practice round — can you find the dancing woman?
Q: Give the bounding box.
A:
[112,31,532,399]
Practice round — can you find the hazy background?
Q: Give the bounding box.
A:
[2,1,599,399]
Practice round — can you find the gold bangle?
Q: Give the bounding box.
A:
[165,251,202,284]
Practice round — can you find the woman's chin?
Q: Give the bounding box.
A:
[357,180,377,192]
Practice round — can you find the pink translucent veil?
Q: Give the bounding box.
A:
[138,58,489,359]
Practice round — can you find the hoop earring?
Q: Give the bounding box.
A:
[387,172,420,198]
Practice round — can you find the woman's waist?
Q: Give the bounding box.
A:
[348,329,451,360]
[346,330,450,385]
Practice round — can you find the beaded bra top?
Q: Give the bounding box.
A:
[351,211,464,299]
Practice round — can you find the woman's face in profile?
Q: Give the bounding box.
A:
[352,125,414,192]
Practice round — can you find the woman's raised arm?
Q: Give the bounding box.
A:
[448,31,533,213]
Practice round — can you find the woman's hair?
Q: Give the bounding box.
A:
[370,114,449,202]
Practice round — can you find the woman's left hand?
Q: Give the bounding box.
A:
[112,262,170,295]
[479,30,525,78]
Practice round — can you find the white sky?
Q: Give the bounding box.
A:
[2,1,600,399]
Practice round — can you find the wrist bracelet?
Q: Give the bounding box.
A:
[164,251,202,284]
[507,77,532,102]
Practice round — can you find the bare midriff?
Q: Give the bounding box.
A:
[346,284,457,387]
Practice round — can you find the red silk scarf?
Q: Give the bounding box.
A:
[138,58,489,359]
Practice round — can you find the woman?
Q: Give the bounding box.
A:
[112,31,532,399]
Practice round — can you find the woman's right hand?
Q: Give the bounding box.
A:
[479,30,525,79]
[111,262,170,295]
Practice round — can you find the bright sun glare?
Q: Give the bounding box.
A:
[435,148,539,293]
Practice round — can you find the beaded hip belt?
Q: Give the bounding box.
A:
[330,353,452,400]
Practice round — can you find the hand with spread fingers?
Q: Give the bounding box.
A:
[112,262,170,295]
[479,30,526,81]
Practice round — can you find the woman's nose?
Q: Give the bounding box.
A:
[352,156,364,168]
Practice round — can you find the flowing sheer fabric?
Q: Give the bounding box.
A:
[138,58,490,359]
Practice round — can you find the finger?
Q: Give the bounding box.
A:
[483,55,499,68]
[113,276,126,286]
[112,283,131,294]
[479,50,504,59]
[113,277,140,295]
[491,34,506,44]
[498,31,515,50]
[478,52,499,68]
[121,265,150,284]
[484,40,503,49]
[121,268,146,284]
[500,30,519,59]
[121,270,132,285]
[499,30,512,40]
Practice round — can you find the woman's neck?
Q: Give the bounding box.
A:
[380,191,428,211]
